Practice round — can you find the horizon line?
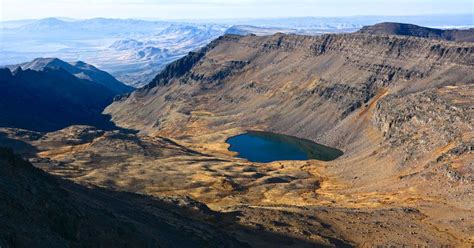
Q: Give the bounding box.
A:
[2,13,473,22]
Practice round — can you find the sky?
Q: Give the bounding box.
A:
[1,0,473,21]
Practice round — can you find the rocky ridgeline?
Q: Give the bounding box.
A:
[239,33,474,65]
[134,33,473,118]
[108,31,473,151]
[306,35,472,118]
[144,35,236,89]
[139,33,473,89]
[358,22,474,42]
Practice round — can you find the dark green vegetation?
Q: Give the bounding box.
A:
[227,131,343,162]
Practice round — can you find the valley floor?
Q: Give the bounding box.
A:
[1,107,471,247]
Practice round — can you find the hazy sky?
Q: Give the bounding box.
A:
[2,0,473,21]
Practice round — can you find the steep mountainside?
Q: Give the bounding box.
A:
[9,58,134,94]
[0,67,116,132]
[105,31,473,245]
[358,22,474,42]
[108,33,473,144]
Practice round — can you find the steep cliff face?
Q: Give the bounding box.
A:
[107,33,473,149]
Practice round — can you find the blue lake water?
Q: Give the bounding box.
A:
[226,131,343,163]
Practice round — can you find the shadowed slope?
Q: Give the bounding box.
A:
[0,67,117,132]
[0,135,356,248]
[9,57,134,94]
[0,147,250,247]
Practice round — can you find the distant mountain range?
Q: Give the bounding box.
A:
[225,25,307,36]
[224,24,361,36]
[13,17,168,36]
[106,24,226,86]
[2,15,472,87]
[1,18,228,87]
[0,58,130,132]
[188,14,474,30]
[358,22,474,42]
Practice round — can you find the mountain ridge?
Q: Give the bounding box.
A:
[0,64,118,132]
[9,58,134,94]
[358,22,474,42]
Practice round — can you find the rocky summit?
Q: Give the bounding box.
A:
[358,22,474,42]
[1,22,473,247]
